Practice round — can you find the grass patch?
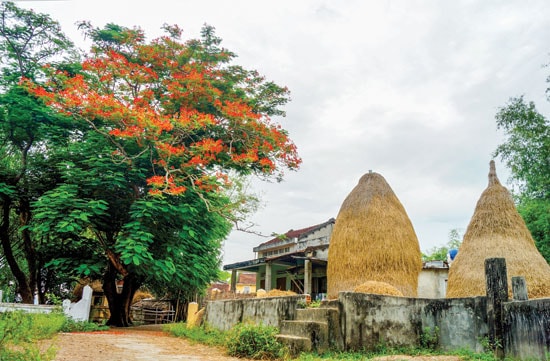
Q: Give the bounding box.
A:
[164,322,288,360]
[295,345,500,361]
[226,323,287,360]
[163,322,226,347]
[0,310,110,361]
[60,318,109,333]
[0,311,66,361]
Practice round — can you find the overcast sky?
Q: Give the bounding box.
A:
[20,0,550,265]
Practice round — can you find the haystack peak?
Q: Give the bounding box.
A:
[488,160,501,186]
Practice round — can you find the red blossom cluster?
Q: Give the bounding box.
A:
[26,26,301,196]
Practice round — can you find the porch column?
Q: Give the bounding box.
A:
[265,262,272,291]
[304,259,312,295]
[230,270,237,293]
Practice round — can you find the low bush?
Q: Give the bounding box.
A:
[226,323,287,360]
[0,311,65,361]
[60,318,109,333]
[163,322,226,347]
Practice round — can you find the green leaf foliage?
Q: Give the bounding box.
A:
[494,80,550,263]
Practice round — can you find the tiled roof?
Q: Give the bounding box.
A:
[238,273,256,284]
[256,218,335,249]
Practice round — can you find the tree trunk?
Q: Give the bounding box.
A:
[19,199,38,302]
[0,196,33,303]
[103,264,140,327]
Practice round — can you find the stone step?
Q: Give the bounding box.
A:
[294,306,344,351]
[279,320,329,353]
[276,334,312,356]
[295,307,338,322]
[320,299,340,309]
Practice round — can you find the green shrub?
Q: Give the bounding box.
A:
[0,311,65,361]
[419,326,439,350]
[226,323,287,360]
[163,322,226,347]
[60,318,109,333]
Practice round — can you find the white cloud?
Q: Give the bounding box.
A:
[21,0,550,263]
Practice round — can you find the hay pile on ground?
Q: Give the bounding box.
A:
[446,161,550,299]
[327,171,422,299]
[256,289,296,298]
[353,281,404,296]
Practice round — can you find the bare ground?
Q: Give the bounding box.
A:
[46,324,248,361]
[44,325,463,361]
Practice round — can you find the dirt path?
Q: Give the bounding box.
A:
[48,325,249,361]
[46,325,463,361]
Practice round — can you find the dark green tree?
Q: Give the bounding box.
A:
[0,2,77,303]
[494,94,550,263]
[28,22,300,326]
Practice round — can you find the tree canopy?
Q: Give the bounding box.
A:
[0,1,77,303]
[0,1,300,327]
[422,228,462,262]
[24,21,300,326]
[494,90,550,263]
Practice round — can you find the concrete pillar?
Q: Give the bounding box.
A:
[0,290,3,303]
[511,276,528,301]
[485,258,508,359]
[265,262,272,291]
[230,270,237,293]
[304,259,312,295]
[187,302,199,328]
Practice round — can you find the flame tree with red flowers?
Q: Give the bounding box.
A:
[27,23,300,326]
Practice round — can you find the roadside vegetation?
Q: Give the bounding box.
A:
[164,322,502,361]
[0,311,108,361]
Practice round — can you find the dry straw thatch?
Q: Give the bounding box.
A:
[446,161,550,299]
[354,281,404,296]
[257,289,297,298]
[327,171,422,299]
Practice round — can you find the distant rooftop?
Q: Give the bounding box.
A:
[253,218,335,252]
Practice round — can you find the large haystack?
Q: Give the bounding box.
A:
[446,161,550,299]
[327,171,422,299]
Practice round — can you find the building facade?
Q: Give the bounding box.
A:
[224,218,449,299]
[224,218,335,300]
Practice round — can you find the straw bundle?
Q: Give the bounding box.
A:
[354,281,404,296]
[446,161,550,299]
[327,171,422,299]
[257,289,297,298]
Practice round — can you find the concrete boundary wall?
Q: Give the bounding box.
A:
[206,293,549,359]
[503,297,550,360]
[0,302,58,314]
[339,292,488,352]
[205,295,307,331]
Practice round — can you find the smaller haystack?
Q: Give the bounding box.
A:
[257,289,296,298]
[327,171,422,299]
[354,281,404,296]
[446,161,550,299]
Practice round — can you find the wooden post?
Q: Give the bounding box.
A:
[511,276,528,301]
[485,258,508,359]
[230,270,237,293]
[265,262,272,292]
[304,259,312,295]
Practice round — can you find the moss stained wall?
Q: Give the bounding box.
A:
[205,295,306,331]
[339,292,488,352]
[503,298,550,360]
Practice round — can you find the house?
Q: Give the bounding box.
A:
[223,218,449,299]
[235,272,256,294]
[417,260,449,298]
[224,218,335,300]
